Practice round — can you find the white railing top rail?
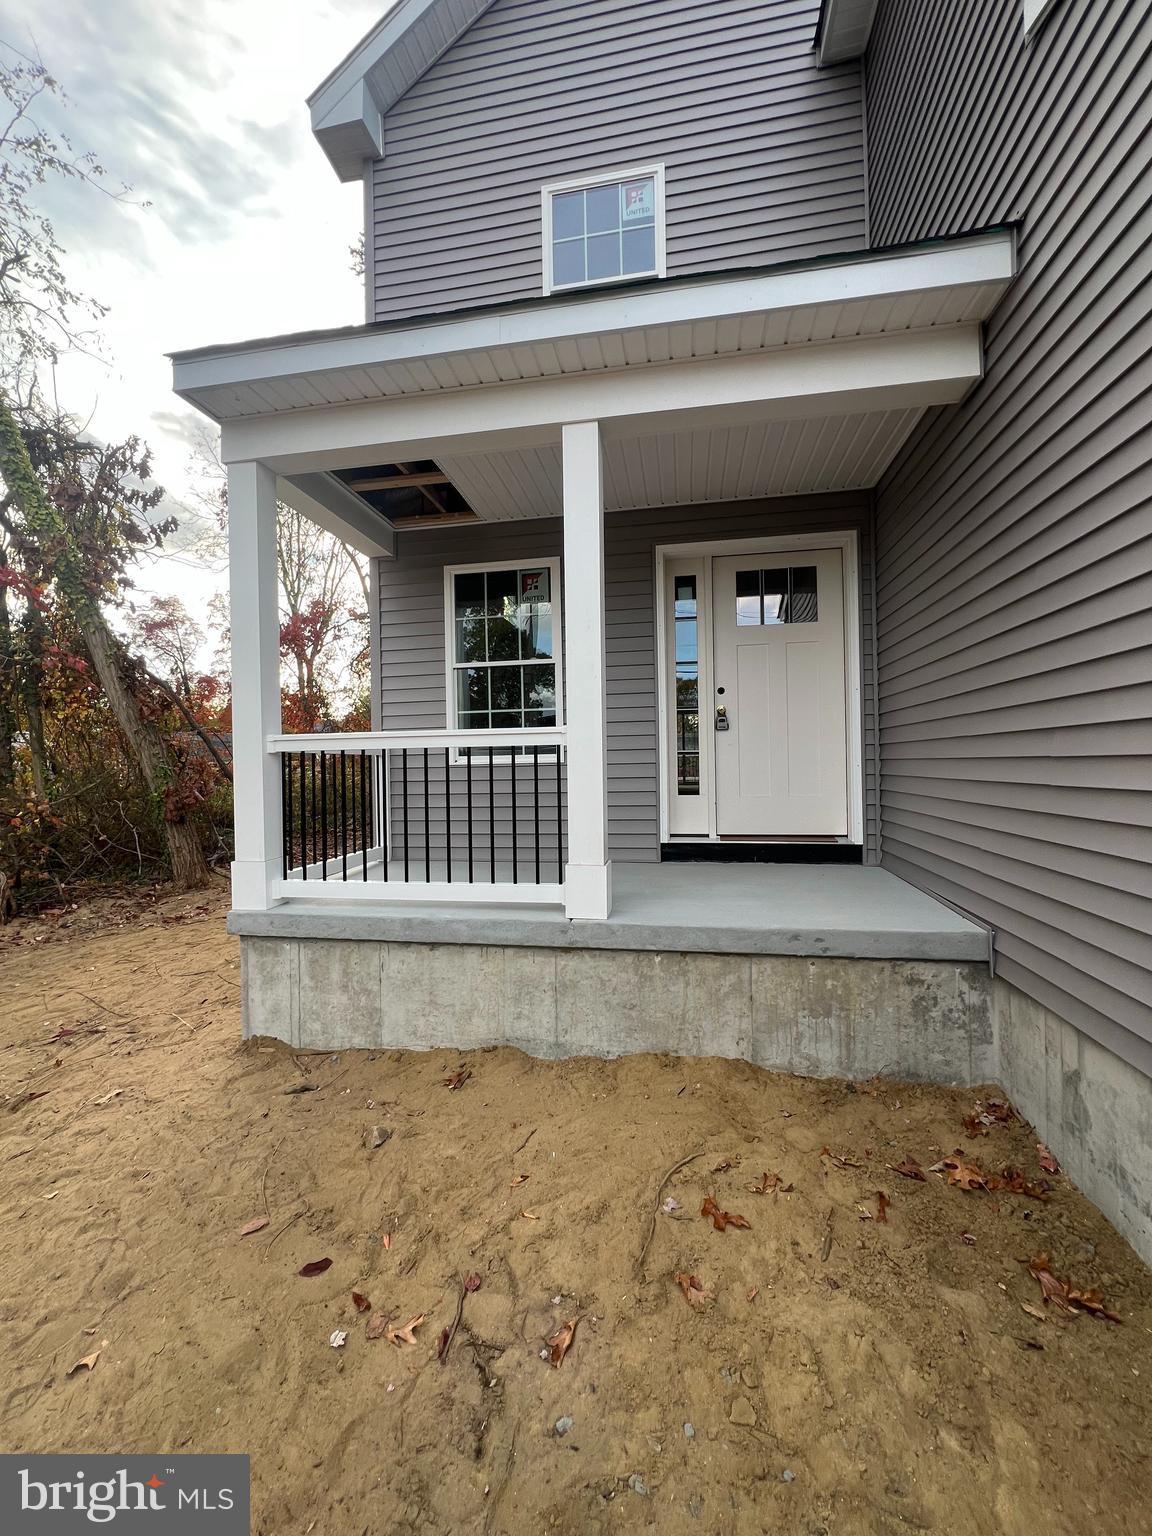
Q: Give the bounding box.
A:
[268,727,567,754]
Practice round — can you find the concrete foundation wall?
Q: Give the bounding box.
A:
[996,977,1152,1269]
[241,936,994,1084]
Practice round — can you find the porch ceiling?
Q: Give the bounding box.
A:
[438,407,923,520]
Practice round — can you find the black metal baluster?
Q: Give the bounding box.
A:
[299,751,308,881]
[402,748,410,881]
[510,747,518,885]
[339,750,347,880]
[466,750,474,883]
[310,752,318,868]
[320,752,328,880]
[532,746,540,884]
[488,747,495,883]
[360,751,368,881]
[444,748,452,883]
[380,752,389,882]
[283,753,291,879]
[423,748,431,882]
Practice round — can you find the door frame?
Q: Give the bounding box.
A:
[654,530,864,845]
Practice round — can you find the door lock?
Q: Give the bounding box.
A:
[715,703,730,732]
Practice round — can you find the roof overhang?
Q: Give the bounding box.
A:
[815,0,881,64]
[308,0,497,181]
[171,230,1016,423]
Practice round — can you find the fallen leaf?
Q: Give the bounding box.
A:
[876,1191,890,1224]
[889,1158,927,1182]
[746,1171,793,1195]
[510,1173,530,1188]
[239,1217,269,1236]
[351,1291,371,1312]
[298,1258,333,1277]
[746,1286,759,1303]
[381,1233,392,1251]
[547,1318,578,1366]
[366,1312,389,1340]
[820,1146,863,1170]
[995,1167,1051,1201]
[92,1089,123,1107]
[711,1156,741,1173]
[701,1194,751,1232]
[464,1273,483,1293]
[67,1350,101,1376]
[1024,1253,1122,1322]
[385,1313,426,1346]
[1021,1302,1048,1323]
[933,1155,988,1192]
[962,1113,991,1139]
[436,1327,451,1362]
[1037,1143,1060,1175]
[441,1067,471,1090]
[675,1272,715,1310]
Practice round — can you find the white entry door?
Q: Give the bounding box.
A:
[711,550,848,836]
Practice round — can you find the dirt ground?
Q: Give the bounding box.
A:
[2,888,1151,1535]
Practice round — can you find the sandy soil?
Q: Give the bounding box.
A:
[1,890,1151,1536]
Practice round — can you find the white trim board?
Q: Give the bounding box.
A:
[655,531,864,847]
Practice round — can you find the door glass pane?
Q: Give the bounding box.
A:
[761,568,788,625]
[674,616,698,663]
[674,575,697,618]
[675,666,698,711]
[735,569,761,626]
[677,752,700,796]
[672,572,700,796]
[788,565,818,623]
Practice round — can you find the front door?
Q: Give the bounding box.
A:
[711,550,848,836]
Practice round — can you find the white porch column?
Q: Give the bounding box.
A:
[227,460,282,910]
[562,420,612,919]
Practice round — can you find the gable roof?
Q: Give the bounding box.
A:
[308,0,498,181]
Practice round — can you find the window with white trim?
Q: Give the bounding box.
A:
[448,562,561,746]
[543,166,665,293]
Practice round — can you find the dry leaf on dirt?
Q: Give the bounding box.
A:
[746,1286,759,1303]
[67,1345,105,1376]
[675,1272,715,1310]
[820,1146,864,1170]
[876,1191,890,1223]
[381,1233,392,1250]
[700,1194,751,1232]
[92,1089,123,1107]
[510,1173,530,1188]
[1037,1143,1061,1175]
[889,1158,927,1181]
[239,1217,269,1236]
[747,1171,793,1195]
[546,1318,578,1367]
[441,1068,471,1090]
[1021,1302,1048,1323]
[992,1167,1051,1201]
[1024,1254,1122,1322]
[711,1156,741,1173]
[464,1273,483,1293]
[385,1313,426,1346]
[298,1257,333,1277]
[365,1312,389,1340]
[351,1291,371,1312]
[932,1155,988,1192]
[963,1099,1015,1136]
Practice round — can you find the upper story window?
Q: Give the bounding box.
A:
[542,165,666,295]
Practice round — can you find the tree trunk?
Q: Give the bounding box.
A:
[19,609,50,799]
[79,609,212,890]
[0,559,16,792]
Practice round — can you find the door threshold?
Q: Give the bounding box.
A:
[661,841,863,865]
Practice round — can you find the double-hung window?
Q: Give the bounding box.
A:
[447,561,562,753]
[543,165,665,294]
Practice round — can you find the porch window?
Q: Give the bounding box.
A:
[543,165,665,294]
[674,575,700,796]
[449,562,561,744]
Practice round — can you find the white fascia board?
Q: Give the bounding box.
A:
[278,472,395,558]
[221,327,984,473]
[173,231,1015,403]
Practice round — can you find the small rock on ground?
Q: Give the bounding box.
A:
[729,1397,757,1427]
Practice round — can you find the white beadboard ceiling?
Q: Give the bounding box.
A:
[436,408,922,521]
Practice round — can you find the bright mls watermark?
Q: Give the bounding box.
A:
[1,1456,249,1533]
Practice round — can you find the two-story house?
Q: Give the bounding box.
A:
[171,0,1152,1262]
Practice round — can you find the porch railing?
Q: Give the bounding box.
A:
[266,730,567,904]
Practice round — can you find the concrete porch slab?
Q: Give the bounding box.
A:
[228,862,989,963]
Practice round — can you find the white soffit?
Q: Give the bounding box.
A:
[432,409,923,522]
[171,233,1016,424]
[308,0,497,181]
[816,0,881,65]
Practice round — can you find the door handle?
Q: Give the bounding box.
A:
[715,704,730,732]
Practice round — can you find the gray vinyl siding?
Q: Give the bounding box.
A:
[377,492,879,865]
[368,0,866,321]
[866,0,1152,1074]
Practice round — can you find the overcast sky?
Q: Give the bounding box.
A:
[1,0,389,616]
